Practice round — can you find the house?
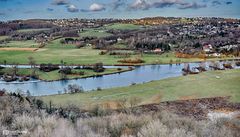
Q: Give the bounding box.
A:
[153,48,162,53]
[203,44,213,53]
[117,37,123,42]
[212,53,221,57]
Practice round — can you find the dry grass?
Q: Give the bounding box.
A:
[1,95,239,137]
[1,110,239,137]
[0,48,39,51]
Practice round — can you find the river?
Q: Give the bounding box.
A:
[0,62,238,96]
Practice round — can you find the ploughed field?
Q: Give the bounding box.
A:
[40,69,240,109]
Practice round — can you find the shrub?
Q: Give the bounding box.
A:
[50,119,77,137]
[117,68,122,71]
[77,118,109,136]
[59,67,72,74]
[40,64,59,72]
[99,51,108,55]
[91,105,108,117]
[33,99,44,109]
[129,96,142,108]
[93,62,105,73]
[67,84,84,94]
[118,58,145,64]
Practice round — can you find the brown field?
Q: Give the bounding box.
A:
[0,48,39,51]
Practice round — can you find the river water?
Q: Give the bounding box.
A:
[0,62,237,96]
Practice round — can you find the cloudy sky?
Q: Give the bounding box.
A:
[0,0,239,21]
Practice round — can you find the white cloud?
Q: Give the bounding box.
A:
[67,4,79,12]
[130,0,150,10]
[89,3,105,11]
[128,0,207,10]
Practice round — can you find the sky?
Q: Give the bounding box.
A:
[0,0,239,21]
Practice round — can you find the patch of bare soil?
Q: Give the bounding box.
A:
[101,101,122,110]
[0,48,39,51]
[136,97,240,120]
[179,95,197,100]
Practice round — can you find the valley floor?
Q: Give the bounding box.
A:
[40,69,240,109]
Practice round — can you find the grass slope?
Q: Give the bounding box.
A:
[0,40,38,48]
[40,69,240,108]
[0,45,233,65]
[105,23,141,30]
[80,29,112,38]
[17,28,50,33]
[0,36,8,41]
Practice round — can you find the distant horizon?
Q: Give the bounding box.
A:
[1,0,240,21]
[2,15,240,22]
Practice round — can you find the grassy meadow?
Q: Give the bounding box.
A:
[0,36,8,41]
[0,47,234,65]
[80,28,112,38]
[104,23,141,30]
[79,23,141,38]
[40,69,240,108]
[0,40,38,48]
[0,39,233,65]
[17,28,51,33]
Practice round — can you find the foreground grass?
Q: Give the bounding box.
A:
[2,95,239,137]
[0,68,128,81]
[40,69,240,108]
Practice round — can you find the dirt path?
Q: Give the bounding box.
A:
[0,48,39,51]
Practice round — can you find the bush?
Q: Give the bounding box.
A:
[93,62,105,73]
[59,67,72,74]
[99,51,108,55]
[67,84,84,94]
[33,99,44,109]
[40,64,59,72]
[118,58,145,64]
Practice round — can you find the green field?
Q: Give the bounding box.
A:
[104,23,141,30]
[79,23,141,38]
[0,36,8,41]
[0,39,232,65]
[80,28,112,38]
[0,45,235,65]
[0,67,129,81]
[46,38,76,49]
[40,69,240,108]
[0,40,38,48]
[17,28,51,33]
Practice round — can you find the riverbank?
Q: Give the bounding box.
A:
[0,67,131,82]
[40,69,240,109]
[0,57,239,69]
